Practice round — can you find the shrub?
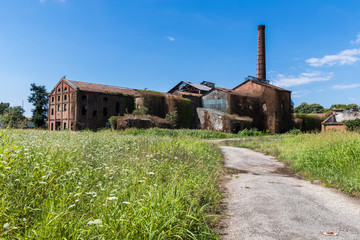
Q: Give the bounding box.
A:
[344,119,360,131]
[238,128,265,136]
[286,128,302,135]
[294,114,324,132]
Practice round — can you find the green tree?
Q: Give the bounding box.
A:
[330,104,347,110]
[308,103,324,113]
[346,103,359,110]
[294,102,324,113]
[0,106,26,128]
[0,102,10,115]
[28,83,49,128]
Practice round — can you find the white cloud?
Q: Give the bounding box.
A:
[306,48,360,67]
[291,90,311,98]
[332,84,360,90]
[165,36,175,42]
[272,71,333,87]
[351,34,360,44]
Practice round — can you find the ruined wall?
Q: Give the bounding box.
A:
[138,91,167,118]
[167,96,193,128]
[75,91,135,130]
[202,90,228,112]
[48,80,77,131]
[197,108,252,133]
[322,124,346,132]
[233,81,292,133]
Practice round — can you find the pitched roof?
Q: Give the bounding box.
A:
[233,80,291,92]
[173,90,203,97]
[185,82,211,91]
[168,81,212,93]
[213,86,235,93]
[65,79,138,95]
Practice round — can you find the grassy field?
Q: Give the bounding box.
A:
[115,128,241,139]
[0,129,224,239]
[220,131,360,196]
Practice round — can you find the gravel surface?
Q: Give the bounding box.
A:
[219,146,360,240]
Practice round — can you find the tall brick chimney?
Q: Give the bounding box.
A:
[256,25,266,81]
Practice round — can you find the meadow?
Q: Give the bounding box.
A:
[0,129,224,239]
[221,131,360,196]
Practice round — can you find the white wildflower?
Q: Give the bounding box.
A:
[148,172,155,175]
[0,161,8,164]
[138,180,145,183]
[4,167,11,170]
[74,193,81,197]
[22,218,27,222]
[106,197,118,201]
[122,201,130,205]
[3,223,10,230]
[154,184,158,187]
[39,182,47,184]
[68,204,76,209]
[87,219,102,225]
[15,179,20,182]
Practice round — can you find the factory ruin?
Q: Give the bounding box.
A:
[48,25,293,133]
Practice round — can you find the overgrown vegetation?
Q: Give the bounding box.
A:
[294,113,325,132]
[0,129,223,239]
[344,119,360,131]
[117,127,241,139]
[220,131,360,196]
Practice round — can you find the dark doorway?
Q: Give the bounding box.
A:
[55,121,61,130]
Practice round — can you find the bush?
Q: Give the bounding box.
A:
[238,128,265,136]
[286,128,302,135]
[344,119,360,131]
[294,114,324,132]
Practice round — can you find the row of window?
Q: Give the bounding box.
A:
[81,107,108,117]
[51,95,68,103]
[57,86,68,92]
[81,95,109,102]
[50,104,68,115]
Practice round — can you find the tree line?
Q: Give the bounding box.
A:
[0,84,48,128]
[294,102,359,114]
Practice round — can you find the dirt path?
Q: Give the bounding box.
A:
[219,146,360,240]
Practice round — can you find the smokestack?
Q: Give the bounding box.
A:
[257,25,266,81]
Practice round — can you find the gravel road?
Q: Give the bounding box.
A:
[219,146,360,240]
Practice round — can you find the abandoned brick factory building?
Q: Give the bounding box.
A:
[48,25,293,133]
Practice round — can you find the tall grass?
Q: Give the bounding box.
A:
[220,131,360,196]
[115,128,240,139]
[0,129,223,239]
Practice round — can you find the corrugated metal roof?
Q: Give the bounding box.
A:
[66,80,138,95]
[184,82,212,91]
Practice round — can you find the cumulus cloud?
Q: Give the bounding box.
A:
[272,71,333,87]
[165,36,175,42]
[351,34,360,44]
[332,84,360,90]
[306,48,360,67]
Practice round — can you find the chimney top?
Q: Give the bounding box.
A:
[258,25,265,30]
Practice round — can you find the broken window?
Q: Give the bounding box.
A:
[64,95,67,101]
[93,110,97,117]
[64,122,67,129]
[51,108,54,115]
[64,104,67,112]
[64,86,67,91]
[52,97,54,102]
[82,106,87,115]
[103,97,108,102]
[51,123,54,131]
[58,96,60,101]
[116,102,120,115]
[58,105,61,111]
[82,95,87,100]
[103,107,108,117]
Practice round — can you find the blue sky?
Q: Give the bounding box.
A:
[1,0,360,116]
